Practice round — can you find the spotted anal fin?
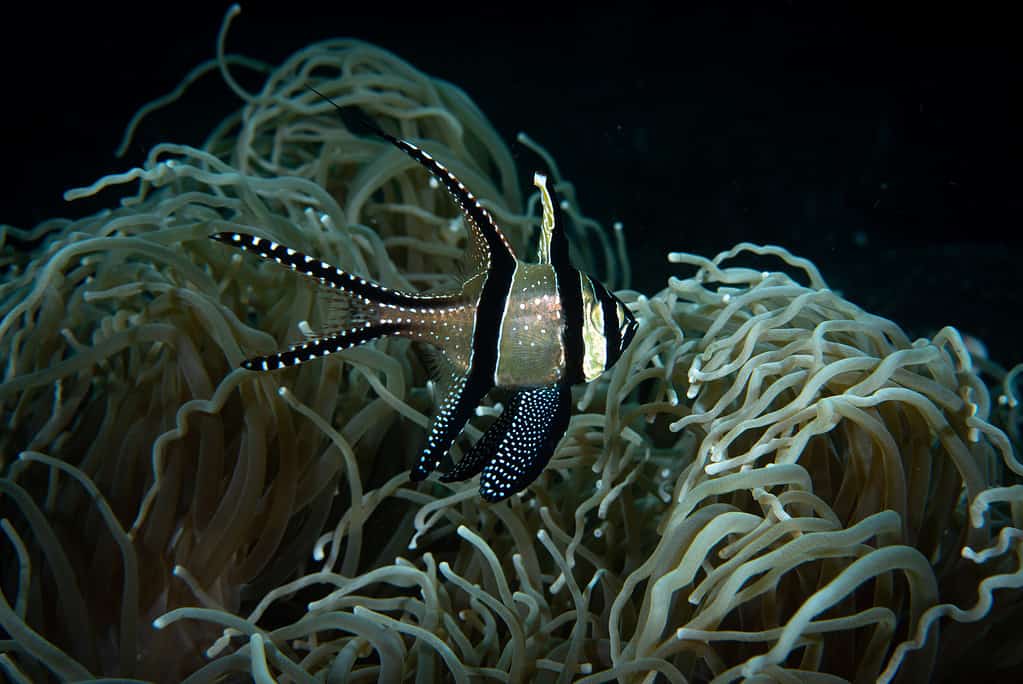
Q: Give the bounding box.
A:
[442,383,572,502]
[411,371,493,482]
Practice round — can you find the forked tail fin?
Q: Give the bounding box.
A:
[240,322,404,371]
[211,230,447,370]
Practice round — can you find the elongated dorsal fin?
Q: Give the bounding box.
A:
[385,135,516,276]
[307,85,516,276]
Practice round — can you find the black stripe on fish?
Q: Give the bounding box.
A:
[594,279,622,370]
[410,229,515,480]
[211,92,641,503]
[304,89,519,483]
[545,176,573,270]
[545,182,586,386]
[558,269,587,385]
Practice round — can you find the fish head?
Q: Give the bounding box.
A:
[579,273,639,382]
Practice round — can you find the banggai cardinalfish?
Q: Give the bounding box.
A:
[211,91,638,502]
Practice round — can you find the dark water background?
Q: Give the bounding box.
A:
[4,1,1020,366]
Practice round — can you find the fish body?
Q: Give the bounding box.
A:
[212,112,637,501]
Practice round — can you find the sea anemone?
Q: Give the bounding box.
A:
[1,9,1021,683]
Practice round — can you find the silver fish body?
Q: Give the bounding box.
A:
[212,116,637,502]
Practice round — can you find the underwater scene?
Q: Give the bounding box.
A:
[2,3,1020,683]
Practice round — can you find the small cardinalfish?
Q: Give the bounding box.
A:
[211,92,638,502]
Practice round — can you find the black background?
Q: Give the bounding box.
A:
[3,1,1020,365]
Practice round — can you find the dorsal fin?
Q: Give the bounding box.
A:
[534,173,556,264]
[533,173,572,269]
[308,86,516,275]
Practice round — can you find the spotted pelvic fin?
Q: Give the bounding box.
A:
[410,370,492,482]
[440,383,572,501]
[213,89,642,504]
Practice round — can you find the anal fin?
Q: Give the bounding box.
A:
[481,383,572,501]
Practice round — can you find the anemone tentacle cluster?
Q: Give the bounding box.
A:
[1,18,1021,684]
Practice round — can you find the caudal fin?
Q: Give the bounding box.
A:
[211,230,444,370]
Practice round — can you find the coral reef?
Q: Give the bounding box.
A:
[2,14,1022,683]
